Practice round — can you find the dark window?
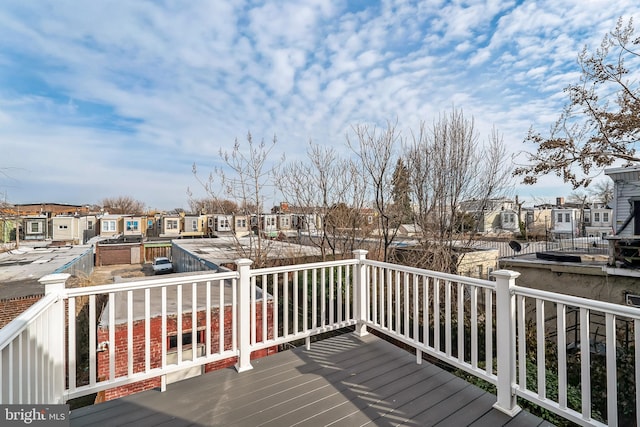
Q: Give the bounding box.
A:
[634,201,640,235]
[168,330,205,349]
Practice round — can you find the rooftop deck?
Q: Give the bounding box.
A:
[3,251,636,426]
[70,333,548,427]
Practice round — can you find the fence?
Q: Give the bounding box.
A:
[54,246,94,277]
[1,251,638,425]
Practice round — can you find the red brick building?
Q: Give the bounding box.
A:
[0,294,43,329]
[96,290,275,401]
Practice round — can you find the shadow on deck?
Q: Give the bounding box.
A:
[71,333,550,427]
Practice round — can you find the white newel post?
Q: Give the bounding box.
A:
[491,269,521,417]
[353,250,369,337]
[235,258,254,372]
[39,273,70,404]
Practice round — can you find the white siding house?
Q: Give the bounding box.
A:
[605,166,640,237]
[550,208,579,237]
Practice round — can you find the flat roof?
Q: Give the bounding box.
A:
[173,236,325,265]
[0,243,92,299]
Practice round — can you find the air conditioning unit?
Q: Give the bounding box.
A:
[626,293,640,307]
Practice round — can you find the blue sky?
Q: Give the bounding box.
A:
[0,1,638,210]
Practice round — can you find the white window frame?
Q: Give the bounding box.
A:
[27,221,42,234]
[102,220,116,232]
[126,220,139,232]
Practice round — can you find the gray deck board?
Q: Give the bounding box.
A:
[71,332,548,427]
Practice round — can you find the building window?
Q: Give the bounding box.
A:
[88,220,93,230]
[557,213,563,223]
[102,220,116,232]
[167,219,178,230]
[603,212,609,222]
[565,213,571,222]
[126,220,139,231]
[191,219,198,231]
[236,218,246,228]
[58,225,68,229]
[168,330,205,350]
[594,212,600,222]
[28,221,42,234]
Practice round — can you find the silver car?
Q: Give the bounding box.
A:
[152,257,173,274]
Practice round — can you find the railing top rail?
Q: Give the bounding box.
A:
[515,285,640,319]
[0,293,58,352]
[64,271,239,298]
[363,259,496,290]
[251,258,358,276]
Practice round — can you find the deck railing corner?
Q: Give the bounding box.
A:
[353,249,369,337]
[491,269,521,417]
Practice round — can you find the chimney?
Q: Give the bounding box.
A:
[556,197,564,206]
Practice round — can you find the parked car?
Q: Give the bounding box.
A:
[152,257,173,274]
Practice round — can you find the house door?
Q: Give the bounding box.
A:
[634,201,640,235]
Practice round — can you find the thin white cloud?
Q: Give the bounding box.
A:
[0,1,639,208]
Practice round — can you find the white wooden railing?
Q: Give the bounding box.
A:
[1,250,638,426]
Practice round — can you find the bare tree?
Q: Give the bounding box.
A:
[406,110,512,273]
[101,196,146,215]
[276,141,366,260]
[515,17,640,188]
[193,132,282,267]
[589,179,614,205]
[347,121,402,262]
[187,197,239,214]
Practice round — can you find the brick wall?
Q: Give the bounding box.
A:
[96,300,275,401]
[0,295,44,329]
[95,243,144,266]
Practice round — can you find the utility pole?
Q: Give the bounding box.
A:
[15,205,19,249]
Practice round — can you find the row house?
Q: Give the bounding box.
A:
[0,218,17,243]
[523,206,553,238]
[98,214,147,240]
[461,198,518,235]
[22,215,49,241]
[550,208,580,238]
[182,213,209,237]
[232,215,250,237]
[51,215,98,244]
[583,205,613,238]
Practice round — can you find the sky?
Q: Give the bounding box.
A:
[0,1,639,211]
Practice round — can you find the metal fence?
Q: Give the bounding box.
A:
[54,246,94,277]
[476,237,608,258]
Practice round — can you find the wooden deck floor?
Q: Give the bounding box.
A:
[71,333,551,427]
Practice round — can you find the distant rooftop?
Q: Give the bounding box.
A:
[173,236,325,266]
[0,243,92,299]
